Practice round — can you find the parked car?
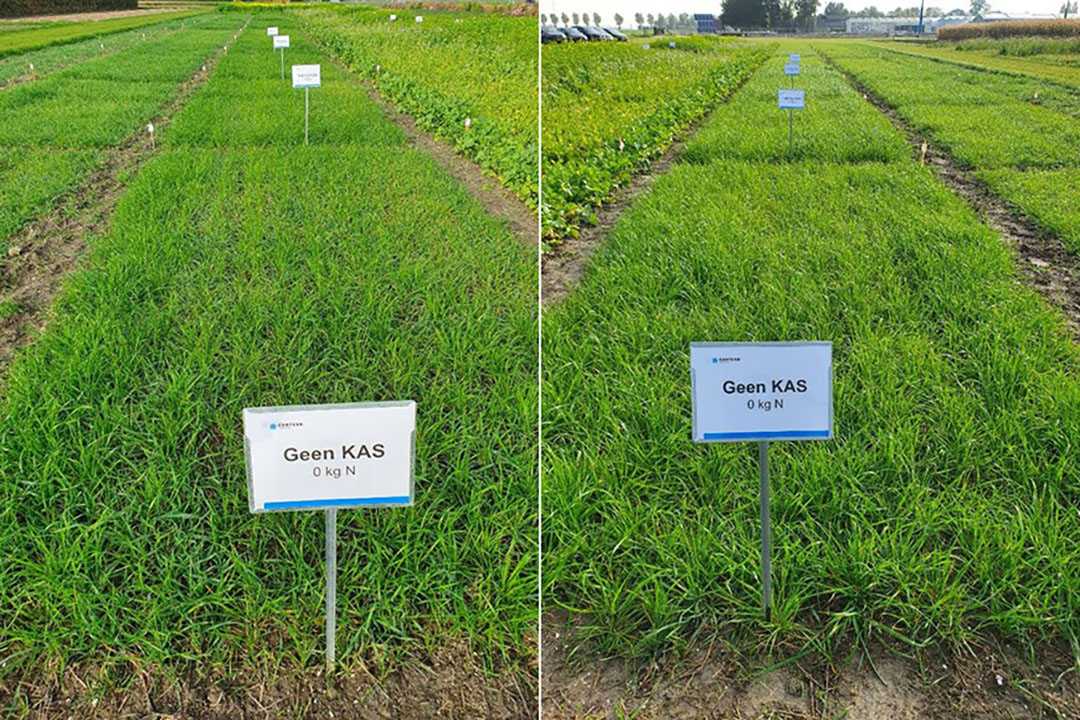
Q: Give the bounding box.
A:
[541,24,566,43]
[560,25,588,41]
[573,25,611,41]
[600,25,628,41]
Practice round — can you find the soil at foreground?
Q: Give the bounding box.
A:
[543,616,1080,719]
[2,641,537,719]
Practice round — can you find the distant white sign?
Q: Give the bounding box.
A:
[789,53,800,62]
[668,41,676,48]
[245,401,416,512]
[784,63,800,76]
[415,15,423,22]
[778,89,804,110]
[292,63,321,88]
[389,13,397,20]
[267,26,278,36]
[273,35,290,49]
[690,342,832,442]
[643,43,650,49]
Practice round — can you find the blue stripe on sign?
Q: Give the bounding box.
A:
[264,496,411,510]
[703,430,830,440]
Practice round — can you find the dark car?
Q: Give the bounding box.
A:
[600,25,628,41]
[560,25,588,41]
[574,25,611,41]
[541,24,566,43]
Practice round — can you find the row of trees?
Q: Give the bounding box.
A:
[541,11,702,31]
[821,3,967,18]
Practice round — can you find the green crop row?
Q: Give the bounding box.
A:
[544,48,1080,660]
[0,15,246,257]
[821,42,1080,257]
[0,11,226,86]
[541,38,768,240]
[0,8,208,57]
[297,5,538,206]
[0,13,537,679]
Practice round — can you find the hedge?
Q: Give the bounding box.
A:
[1,0,137,19]
[939,19,1080,42]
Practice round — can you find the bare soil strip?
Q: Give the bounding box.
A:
[540,65,761,306]
[311,38,538,249]
[0,19,249,371]
[819,49,1080,341]
[3,641,537,719]
[543,614,1080,719]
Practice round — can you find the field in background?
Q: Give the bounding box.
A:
[0,8,536,707]
[543,44,1080,662]
[820,41,1080,257]
[300,5,538,206]
[0,7,206,56]
[541,37,767,240]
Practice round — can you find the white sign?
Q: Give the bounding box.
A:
[784,63,800,76]
[668,41,676,48]
[273,35,290,49]
[390,13,397,20]
[778,89,804,110]
[789,53,801,62]
[415,15,423,22]
[292,63,321,88]
[244,401,416,512]
[690,342,832,442]
[643,43,650,49]
[267,26,278,36]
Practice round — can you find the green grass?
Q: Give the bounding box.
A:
[870,38,1080,88]
[0,12,536,686]
[541,36,767,239]
[0,12,222,85]
[0,9,209,58]
[543,48,1080,661]
[980,167,1080,255]
[299,5,537,206]
[0,148,99,241]
[682,54,909,164]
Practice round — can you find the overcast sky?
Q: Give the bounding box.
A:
[540,0,1064,26]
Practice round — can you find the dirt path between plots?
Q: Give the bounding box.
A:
[1,7,183,23]
[543,613,1080,719]
[2,639,537,719]
[310,38,537,249]
[540,62,763,306]
[818,49,1080,341]
[0,19,249,371]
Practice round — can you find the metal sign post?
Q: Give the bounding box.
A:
[274,35,290,80]
[244,401,416,671]
[690,342,833,621]
[292,64,321,145]
[778,89,804,156]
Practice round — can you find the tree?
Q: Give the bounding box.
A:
[796,0,819,28]
[593,12,602,25]
[970,0,988,17]
[581,12,589,25]
[634,11,644,27]
[1063,1,1078,18]
[654,12,666,31]
[823,1,849,15]
[721,0,766,27]
[646,12,654,26]
[541,13,547,23]
[572,12,580,24]
[667,13,676,29]
[561,12,570,24]
[614,12,624,27]
[924,6,944,16]
[947,8,966,15]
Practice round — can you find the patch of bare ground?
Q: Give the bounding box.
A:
[542,613,1080,719]
[0,19,249,372]
[1,640,538,719]
[540,63,762,306]
[309,37,537,249]
[818,49,1080,342]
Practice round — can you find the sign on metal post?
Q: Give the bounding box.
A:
[789,53,801,62]
[690,342,833,621]
[267,26,278,36]
[784,63,800,76]
[274,34,289,79]
[244,401,416,670]
[292,64,321,145]
[778,89,804,155]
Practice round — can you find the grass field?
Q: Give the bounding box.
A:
[820,42,1080,258]
[300,5,538,205]
[0,8,208,58]
[543,46,1080,661]
[0,15,244,261]
[0,11,536,699]
[542,36,767,239]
